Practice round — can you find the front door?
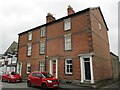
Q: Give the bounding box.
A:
[52,60,56,77]
[84,58,91,80]
[50,59,58,78]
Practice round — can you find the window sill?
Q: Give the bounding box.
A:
[26,73,30,75]
[65,49,72,52]
[28,39,32,41]
[39,53,45,55]
[27,55,31,57]
[64,29,71,32]
[65,73,73,76]
[40,36,45,38]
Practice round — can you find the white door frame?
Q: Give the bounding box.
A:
[78,53,94,83]
[49,58,58,78]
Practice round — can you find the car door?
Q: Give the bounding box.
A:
[30,73,36,85]
[35,73,42,86]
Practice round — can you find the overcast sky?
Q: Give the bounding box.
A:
[0,0,119,56]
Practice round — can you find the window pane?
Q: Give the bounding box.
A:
[65,59,72,74]
[27,44,32,56]
[28,32,32,41]
[67,66,69,72]
[40,42,45,54]
[64,35,71,50]
[69,60,72,64]
[27,62,31,74]
[64,18,71,31]
[70,68,72,72]
[40,27,46,37]
[28,67,31,72]
[99,23,101,30]
[70,65,72,69]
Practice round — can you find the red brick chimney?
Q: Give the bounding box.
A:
[46,13,55,23]
[67,5,75,15]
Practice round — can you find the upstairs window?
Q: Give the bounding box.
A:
[98,23,102,30]
[40,41,45,54]
[40,26,46,37]
[28,32,32,41]
[65,59,72,74]
[64,18,71,31]
[64,34,72,51]
[27,44,32,56]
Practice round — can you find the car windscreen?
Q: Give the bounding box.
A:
[42,73,53,78]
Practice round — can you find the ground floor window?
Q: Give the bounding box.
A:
[26,62,31,74]
[65,59,72,74]
[39,61,45,72]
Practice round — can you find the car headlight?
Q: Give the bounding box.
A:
[47,80,52,83]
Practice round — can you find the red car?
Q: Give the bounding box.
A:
[1,72,22,83]
[27,71,59,89]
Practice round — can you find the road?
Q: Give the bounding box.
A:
[0,81,85,90]
[0,81,119,90]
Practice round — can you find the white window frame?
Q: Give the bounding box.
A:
[64,34,72,50]
[40,26,46,37]
[40,61,45,72]
[26,62,31,74]
[11,55,17,64]
[27,44,32,56]
[98,23,101,30]
[65,59,72,74]
[64,18,71,31]
[28,32,32,41]
[40,41,45,54]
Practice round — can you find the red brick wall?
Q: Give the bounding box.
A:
[46,12,90,80]
[90,8,112,81]
[18,28,46,76]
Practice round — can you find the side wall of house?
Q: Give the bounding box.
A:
[90,8,113,81]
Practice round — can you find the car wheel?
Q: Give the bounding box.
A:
[1,78,4,82]
[27,81,31,87]
[41,83,47,90]
[19,80,22,83]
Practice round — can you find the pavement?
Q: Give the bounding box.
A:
[59,83,87,89]
[59,81,119,90]
[6,80,118,90]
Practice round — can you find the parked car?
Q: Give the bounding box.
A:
[27,71,59,89]
[1,72,22,83]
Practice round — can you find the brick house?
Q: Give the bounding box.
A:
[18,6,112,84]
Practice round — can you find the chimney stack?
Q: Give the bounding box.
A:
[67,5,75,15]
[46,13,55,23]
